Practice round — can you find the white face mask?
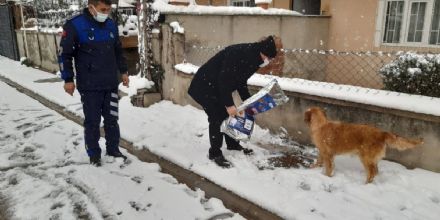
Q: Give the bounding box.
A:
[91,5,109,23]
[259,58,270,68]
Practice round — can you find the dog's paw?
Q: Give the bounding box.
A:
[365,178,375,184]
[325,170,334,177]
[310,163,322,169]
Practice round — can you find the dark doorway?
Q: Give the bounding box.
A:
[292,0,321,15]
[0,3,19,60]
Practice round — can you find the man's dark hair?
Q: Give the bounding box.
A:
[259,36,277,59]
[88,0,112,6]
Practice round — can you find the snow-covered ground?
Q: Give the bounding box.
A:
[1,56,440,220]
[0,80,242,219]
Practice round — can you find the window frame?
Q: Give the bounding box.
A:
[429,0,440,44]
[377,0,438,47]
[230,0,254,7]
[382,0,405,43]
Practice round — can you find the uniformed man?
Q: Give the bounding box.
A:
[59,0,129,166]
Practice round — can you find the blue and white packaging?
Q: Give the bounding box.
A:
[221,79,289,141]
[222,113,255,141]
[245,93,277,115]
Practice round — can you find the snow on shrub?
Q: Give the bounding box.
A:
[119,15,139,36]
[379,52,440,98]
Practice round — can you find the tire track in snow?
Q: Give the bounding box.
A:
[0,87,114,220]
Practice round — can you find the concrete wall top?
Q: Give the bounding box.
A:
[161,11,329,17]
[163,13,330,49]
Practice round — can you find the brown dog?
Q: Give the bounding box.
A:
[304,107,423,183]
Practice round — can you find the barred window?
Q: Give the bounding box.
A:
[429,0,440,44]
[231,0,254,7]
[380,0,440,46]
[383,1,404,43]
[407,2,427,42]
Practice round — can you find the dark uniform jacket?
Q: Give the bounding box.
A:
[188,37,277,107]
[58,8,127,91]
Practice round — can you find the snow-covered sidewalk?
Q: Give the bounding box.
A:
[1,56,440,220]
[0,80,243,219]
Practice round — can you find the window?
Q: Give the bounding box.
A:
[429,0,440,44]
[407,2,427,42]
[379,0,440,46]
[383,1,404,43]
[231,0,254,7]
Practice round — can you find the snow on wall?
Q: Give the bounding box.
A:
[174,62,440,117]
[174,63,198,74]
[152,0,301,15]
[169,21,185,33]
[119,73,155,96]
[255,0,272,4]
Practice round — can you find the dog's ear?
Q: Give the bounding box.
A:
[304,109,312,125]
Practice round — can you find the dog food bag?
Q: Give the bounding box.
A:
[239,79,289,115]
[221,113,255,142]
[221,79,289,141]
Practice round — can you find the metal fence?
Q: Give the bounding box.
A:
[281,49,397,89]
[32,0,131,29]
[185,46,403,90]
[33,0,85,28]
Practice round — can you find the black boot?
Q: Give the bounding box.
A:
[107,151,128,161]
[90,156,102,167]
[208,154,232,168]
[225,135,253,155]
[226,145,254,155]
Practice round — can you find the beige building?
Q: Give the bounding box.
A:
[324,0,440,52]
[163,1,440,88]
[193,0,440,52]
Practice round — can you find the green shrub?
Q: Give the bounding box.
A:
[379,52,440,98]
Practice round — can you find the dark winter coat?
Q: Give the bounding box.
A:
[58,8,127,91]
[188,37,277,107]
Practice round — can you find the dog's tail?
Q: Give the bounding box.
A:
[384,132,423,151]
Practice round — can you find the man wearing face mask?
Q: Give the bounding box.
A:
[58,0,129,166]
[188,35,278,168]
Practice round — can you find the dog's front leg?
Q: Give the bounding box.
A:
[311,153,323,168]
[365,163,378,184]
[324,155,334,177]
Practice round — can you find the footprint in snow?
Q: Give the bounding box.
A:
[128,201,151,212]
[430,196,440,204]
[130,176,142,184]
[299,181,311,191]
[16,122,36,130]
[161,176,178,185]
[50,202,65,210]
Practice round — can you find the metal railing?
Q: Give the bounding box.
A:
[185,46,411,90]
